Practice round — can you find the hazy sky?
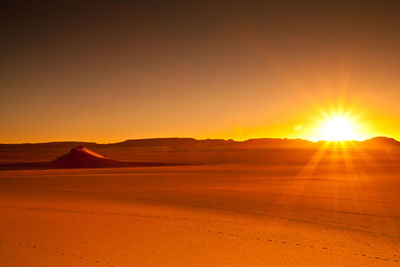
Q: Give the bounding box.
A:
[1,0,400,143]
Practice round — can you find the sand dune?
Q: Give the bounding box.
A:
[49,146,124,168]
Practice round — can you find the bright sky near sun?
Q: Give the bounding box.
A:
[1,1,399,143]
[311,110,365,141]
[318,117,359,141]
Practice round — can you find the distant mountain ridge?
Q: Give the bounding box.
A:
[1,136,399,149]
[360,136,400,148]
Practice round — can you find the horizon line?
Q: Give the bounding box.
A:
[0,136,397,146]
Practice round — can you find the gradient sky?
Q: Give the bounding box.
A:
[1,0,400,143]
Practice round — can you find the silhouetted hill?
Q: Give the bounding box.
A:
[361,137,400,148]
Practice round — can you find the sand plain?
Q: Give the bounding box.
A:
[0,162,400,266]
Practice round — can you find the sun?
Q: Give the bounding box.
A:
[316,113,363,141]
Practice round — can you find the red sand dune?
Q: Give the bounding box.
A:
[50,146,127,168]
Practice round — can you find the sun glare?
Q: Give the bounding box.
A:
[316,113,363,141]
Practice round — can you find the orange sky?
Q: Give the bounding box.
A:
[1,1,400,143]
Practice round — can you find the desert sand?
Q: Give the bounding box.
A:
[1,157,400,266]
